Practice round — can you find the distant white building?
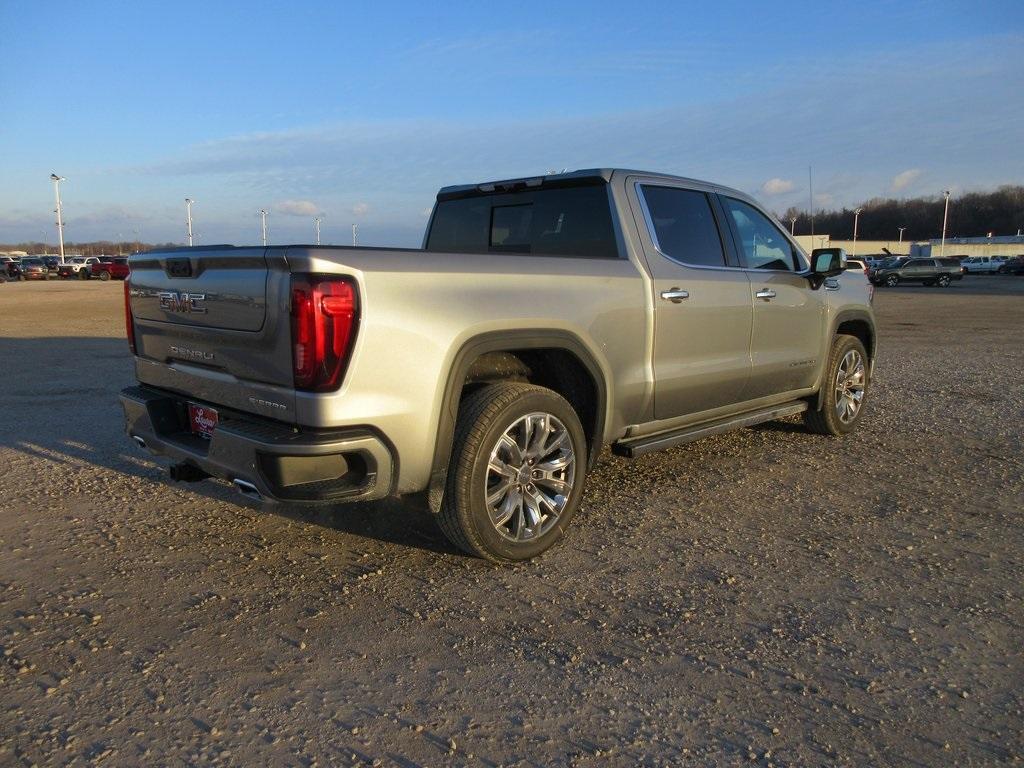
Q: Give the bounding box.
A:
[911,235,1024,259]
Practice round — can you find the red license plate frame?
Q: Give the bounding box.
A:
[188,403,219,439]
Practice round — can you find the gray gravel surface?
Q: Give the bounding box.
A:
[1,277,1022,767]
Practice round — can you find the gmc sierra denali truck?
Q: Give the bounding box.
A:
[120,169,875,562]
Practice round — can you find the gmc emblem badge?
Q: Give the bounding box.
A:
[158,291,207,314]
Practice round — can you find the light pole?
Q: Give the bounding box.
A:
[940,190,951,258]
[314,216,322,245]
[789,215,797,235]
[260,209,268,246]
[898,227,906,243]
[852,207,863,258]
[185,198,195,246]
[50,174,66,259]
[352,223,358,246]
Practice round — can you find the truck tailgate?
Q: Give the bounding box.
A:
[128,247,298,421]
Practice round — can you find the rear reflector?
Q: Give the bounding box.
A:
[290,275,358,391]
[124,279,136,354]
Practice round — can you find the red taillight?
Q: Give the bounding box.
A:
[290,275,358,391]
[124,279,136,354]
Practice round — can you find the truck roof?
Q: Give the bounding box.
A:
[437,168,750,202]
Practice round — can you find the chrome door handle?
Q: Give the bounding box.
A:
[755,289,776,300]
[660,288,689,303]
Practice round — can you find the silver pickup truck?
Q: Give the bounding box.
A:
[121,169,875,562]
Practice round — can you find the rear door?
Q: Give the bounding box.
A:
[128,247,297,420]
[718,195,825,400]
[631,181,752,419]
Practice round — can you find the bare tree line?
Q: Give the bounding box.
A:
[780,185,1024,241]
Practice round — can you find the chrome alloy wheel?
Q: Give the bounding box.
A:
[484,412,576,542]
[834,349,866,424]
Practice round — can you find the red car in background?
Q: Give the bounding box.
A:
[91,257,130,281]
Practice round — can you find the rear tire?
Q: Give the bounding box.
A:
[804,335,869,436]
[79,269,89,280]
[884,274,899,287]
[438,382,587,563]
[99,270,111,281]
[937,274,951,287]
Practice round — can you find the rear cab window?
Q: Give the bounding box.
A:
[426,183,620,259]
[637,185,727,268]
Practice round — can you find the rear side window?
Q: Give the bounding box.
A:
[639,185,726,267]
[426,185,619,259]
[722,197,800,271]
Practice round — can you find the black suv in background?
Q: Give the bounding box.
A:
[870,257,963,287]
[997,256,1024,275]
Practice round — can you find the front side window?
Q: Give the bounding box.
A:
[639,185,726,267]
[722,197,800,271]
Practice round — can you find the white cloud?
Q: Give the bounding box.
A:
[761,178,795,195]
[891,169,922,191]
[352,202,369,217]
[274,200,320,217]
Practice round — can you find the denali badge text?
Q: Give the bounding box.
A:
[249,397,288,411]
[158,291,207,314]
[170,346,215,361]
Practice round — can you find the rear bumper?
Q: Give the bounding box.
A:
[120,385,395,503]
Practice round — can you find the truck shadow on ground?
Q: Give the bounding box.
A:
[0,335,464,558]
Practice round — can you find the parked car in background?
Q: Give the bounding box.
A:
[867,256,906,282]
[870,257,963,287]
[1,256,19,278]
[961,256,1007,274]
[58,256,101,279]
[19,258,50,280]
[91,257,130,281]
[996,256,1024,275]
[845,258,869,275]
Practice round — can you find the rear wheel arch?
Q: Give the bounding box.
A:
[425,330,609,512]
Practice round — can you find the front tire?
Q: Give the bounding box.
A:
[804,335,869,436]
[884,274,899,287]
[438,382,587,563]
[936,274,951,287]
[99,270,111,281]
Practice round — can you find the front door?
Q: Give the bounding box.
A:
[633,182,753,420]
[718,195,826,399]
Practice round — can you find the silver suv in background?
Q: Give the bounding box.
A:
[121,169,876,562]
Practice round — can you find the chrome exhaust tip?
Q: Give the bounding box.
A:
[232,479,263,501]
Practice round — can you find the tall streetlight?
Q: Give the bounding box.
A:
[789,215,798,235]
[314,216,322,245]
[898,227,906,243]
[260,209,268,246]
[185,198,195,246]
[352,223,358,246]
[852,207,863,258]
[50,174,66,259]
[940,190,951,258]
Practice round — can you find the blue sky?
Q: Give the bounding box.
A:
[1,0,1021,247]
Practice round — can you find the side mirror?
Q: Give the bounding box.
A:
[811,247,847,274]
[808,247,846,288]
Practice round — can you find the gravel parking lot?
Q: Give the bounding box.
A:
[1,277,1022,767]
